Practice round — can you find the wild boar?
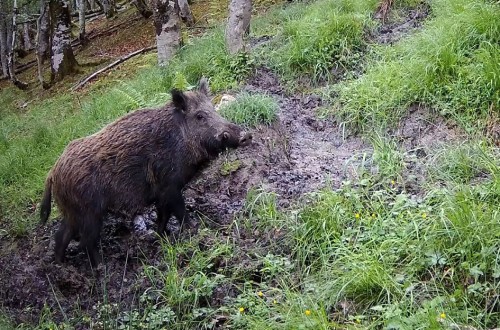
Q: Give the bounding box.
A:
[40,78,252,266]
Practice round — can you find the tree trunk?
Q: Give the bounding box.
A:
[153,0,181,66]
[77,0,87,43]
[177,0,194,26]
[7,0,28,89]
[0,1,9,77]
[101,0,116,18]
[37,0,51,63]
[93,0,104,11]
[23,23,33,50]
[36,0,51,88]
[89,0,97,10]
[225,0,252,55]
[51,0,78,81]
[131,0,152,19]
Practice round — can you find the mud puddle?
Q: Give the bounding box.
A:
[0,67,461,327]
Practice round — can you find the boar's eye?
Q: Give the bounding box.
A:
[196,112,206,120]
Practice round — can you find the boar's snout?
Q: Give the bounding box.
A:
[220,130,252,146]
[239,132,253,146]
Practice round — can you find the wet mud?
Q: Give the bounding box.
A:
[0,67,460,327]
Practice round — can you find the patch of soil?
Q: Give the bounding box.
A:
[0,67,370,326]
[394,104,465,152]
[1,67,467,327]
[372,2,431,45]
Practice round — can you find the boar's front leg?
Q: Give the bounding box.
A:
[156,186,187,235]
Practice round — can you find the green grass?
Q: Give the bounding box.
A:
[259,0,379,85]
[0,28,256,234]
[219,172,500,329]
[2,0,500,328]
[219,92,279,127]
[329,0,500,133]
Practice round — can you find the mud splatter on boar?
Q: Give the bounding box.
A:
[40,78,253,266]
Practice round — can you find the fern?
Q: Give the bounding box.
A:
[113,82,148,109]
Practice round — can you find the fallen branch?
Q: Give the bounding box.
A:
[0,60,37,81]
[71,45,156,91]
[71,15,140,47]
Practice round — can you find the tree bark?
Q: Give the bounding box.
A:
[89,0,97,10]
[225,0,252,55]
[77,0,87,43]
[22,23,33,50]
[7,0,28,89]
[131,0,152,19]
[101,0,116,18]
[153,0,181,66]
[177,0,194,26]
[36,0,51,63]
[0,1,9,77]
[36,0,50,88]
[51,0,78,81]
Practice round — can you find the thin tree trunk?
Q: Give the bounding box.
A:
[36,0,51,88]
[131,0,152,19]
[153,0,181,66]
[77,0,87,43]
[7,0,28,89]
[23,23,33,50]
[101,0,115,18]
[0,1,9,76]
[93,0,104,11]
[51,0,78,81]
[177,0,194,26]
[37,0,51,63]
[225,0,252,55]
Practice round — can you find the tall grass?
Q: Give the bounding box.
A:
[262,0,379,84]
[0,29,255,234]
[223,171,500,328]
[331,0,500,132]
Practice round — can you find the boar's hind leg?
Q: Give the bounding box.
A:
[156,188,186,235]
[54,219,76,264]
[80,213,103,267]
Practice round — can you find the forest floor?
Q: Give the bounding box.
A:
[0,0,498,329]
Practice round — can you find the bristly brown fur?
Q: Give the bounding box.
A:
[41,78,252,266]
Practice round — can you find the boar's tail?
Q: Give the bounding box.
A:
[40,172,53,224]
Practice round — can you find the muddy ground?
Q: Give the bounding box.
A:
[0,4,460,327]
[0,65,462,328]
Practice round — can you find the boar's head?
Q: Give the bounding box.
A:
[172,78,252,156]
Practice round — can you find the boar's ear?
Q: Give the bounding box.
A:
[198,77,210,96]
[171,89,188,113]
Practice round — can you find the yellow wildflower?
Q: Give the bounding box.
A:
[257,291,264,297]
[239,307,245,313]
[305,309,311,316]
[422,212,427,219]
[440,312,446,319]
[391,180,396,185]
[273,300,277,304]
[355,213,360,219]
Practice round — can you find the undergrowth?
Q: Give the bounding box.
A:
[1,0,499,328]
[0,29,254,233]
[261,0,379,85]
[329,0,500,133]
[219,150,500,329]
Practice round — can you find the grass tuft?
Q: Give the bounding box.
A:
[219,93,279,127]
[329,0,500,132]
